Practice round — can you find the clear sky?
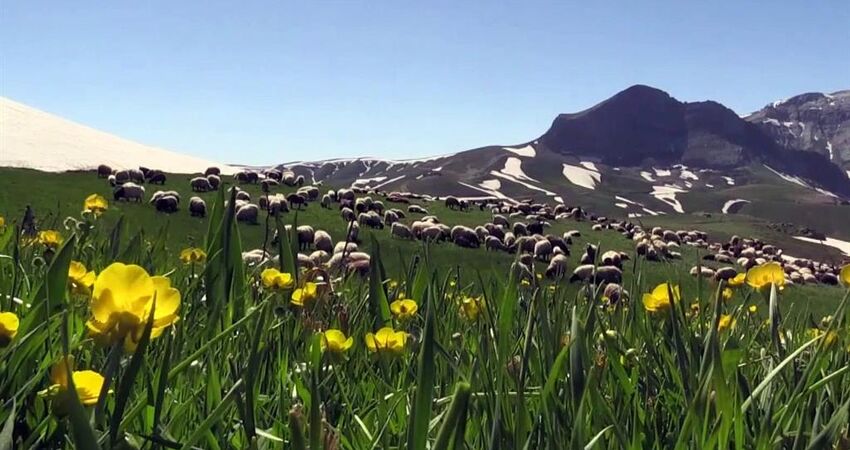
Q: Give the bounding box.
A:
[2,1,848,165]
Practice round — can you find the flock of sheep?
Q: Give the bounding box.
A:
[97,164,847,289]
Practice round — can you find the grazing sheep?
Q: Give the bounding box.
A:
[309,250,330,266]
[358,212,384,229]
[544,254,569,279]
[189,197,206,217]
[569,264,623,284]
[450,225,479,248]
[313,230,333,253]
[97,164,112,178]
[690,266,715,278]
[154,195,179,213]
[235,204,259,224]
[261,179,279,192]
[241,249,270,266]
[205,166,221,176]
[334,241,358,254]
[191,177,214,192]
[286,193,307,210]
[383,210,399,225]
[108,174,117,187]
[533,239,553,261]
[579,244,598,265]
[600,250,622,268]
[445,196,460,210]
[408,205,428,215]
[297,225,315,250]
[420,226,445,242]
[147,171,167,185]
[268,195,289,216]
[714,267,738,281]
[485,235,506,252]
[206,174,221,190]
[346,221,360,242]
[298,186,320,201]
[115,170,131,185]
[129,169,145,184]
[321,194,332,208]
[602,284,628,304]
[264,169,282,181]
[340,207,356,222]
[113,183,145,202]
[391,223,414,240]
[294,175,305,186]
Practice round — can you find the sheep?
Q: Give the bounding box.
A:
[107,174,117,186]
[294,175,305,186]
[579,244,598,265]
[189,196,207,217]
[150,190,181,204]
[445,196,460,210]
[602,284,628,305]
[544,254,569,279]
[261,179,279,192]
[600,250,622,268]
[113,183,145,202]
[204,174,220,191]
[321,194,332,209]
[129,169,145,184]
[714,267,738,282]
[97,164,112,178]
[235,204,259,224]
[391,223,415,240]
[493,215,510,227]
[264,169,282,181]
[383,210,399,225]
[358,212,384,229]
[485,235,506,252]
[690,266,715,278]
[286,193,307,210]
[327,251,370,269]
[191,177,214,192]
[242,249,270,266]
[450,226,479,248]
[569,264,622,284]
[512,222,528,236]
[340,207,356,222]
[346,221,360,242]
[533,240,553,261]
[334,241,358,254]
[337,188,356,202]
[115,170,131,185]
[154,195,179,213]
[147,171,167,184]
[205,166,221,176]
[408,205,428,215]
[421,226,446,242]
[313,230,333,253]
[268,196,289,216]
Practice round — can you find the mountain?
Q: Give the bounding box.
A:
[0,97,236,174]
[746,90,850,175]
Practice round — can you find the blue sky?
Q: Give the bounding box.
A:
[2,1,848,165]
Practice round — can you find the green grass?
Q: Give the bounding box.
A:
[1,171,850,448]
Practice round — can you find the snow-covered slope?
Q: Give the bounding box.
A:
[0,97,235,174]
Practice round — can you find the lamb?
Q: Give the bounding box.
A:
[544,254,569,279]
[154,195,179,213]
[108,174,117,186]
[391,223,415,240]
[113,183,145,202]
[297,225,315,250]
[191,177,214,192]
[235,204,260,224]
[97,164,112,178]
[313,230,333,253]
[189,197,207,217]
[579,244,598,265]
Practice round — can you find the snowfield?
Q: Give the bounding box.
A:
[651,185,687,213]
[640,171,656,182]
[561,163,601,190]
[503,145,536,157]
[1,97,236,174]
[480,179,501,190]
[721,199,750,214]
[793,236,850,256]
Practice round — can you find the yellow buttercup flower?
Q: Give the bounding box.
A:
[0,311,20,347]
[727,273,746,288]
[717,314,735,332]
[68,261,96,295]
[459,295,484,321]
[746,262,785,291]
[179,247,207,265]
[807,328,838,347]
[364,327,407,356]
[748,305,758,314]
[390,298,418,320]
[840,264,849,287]
[39,356,107,415]
[0,216,5,228]
[387,279,399,290]
[721,287,733,302]
[85,263,181,352]
[37,230,63,248]
[321,329,354,354]
[261,268,294,290]
[83,193,108,215]
[291,282,318,307]
[642,283,680,314]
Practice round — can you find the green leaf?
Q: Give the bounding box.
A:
[0,399,15,450]
[407,290,437,450]
[178,379,243,450]
[433,382,472,450]
[368,236,392,328]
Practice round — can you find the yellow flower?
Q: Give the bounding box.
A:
[390,298,418,320]
[727,273,746,288]
[321,329,354,354]
[459,295,484,321]
[387,279,399,290]
[642,283,680,314]
[449,280,457,288]
[179,247,207,264]
[0,311,20,347]
[748,305,758,314]
[520,279,530,286]
[261,268,294,290]
[68,261,96,295]
[39,356,107,414]
[840,264,850,287]
[86,263,181,352]
[0,216,5,228]
[291,282,318,307]
[722,288,733,302]
[717,314,735,332]
[364,327,408,355]
[37,230,63,248]
[807,328,838,347]
[746,262,785,291]
[83,193,108,215]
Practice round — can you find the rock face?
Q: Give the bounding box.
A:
[746,90,850,172]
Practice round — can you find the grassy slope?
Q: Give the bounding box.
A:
[0,166,846,317]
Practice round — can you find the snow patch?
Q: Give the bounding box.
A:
[503,145,536,158]
[628,213,643,218]
[721,199,750,214]
[642,207,663,216]
[846,170,850,179]
[650,185,687,213]
[579,161,599,171]
[763,118,781,126]
[653,168,671,177]
[793,236,850,256]
[480,179,501,190]
[615,203,628,209]
[500,157,536,182]
[562,163,601,190]
[722,176,735,186]
[615,196,644,207]
[680,168,699,180]
[457,181,517,204]
[826,141,833,161]
[640,171,656,182]
[554,196,564,204]
[705,184,714,188]
[764,165,810,188]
